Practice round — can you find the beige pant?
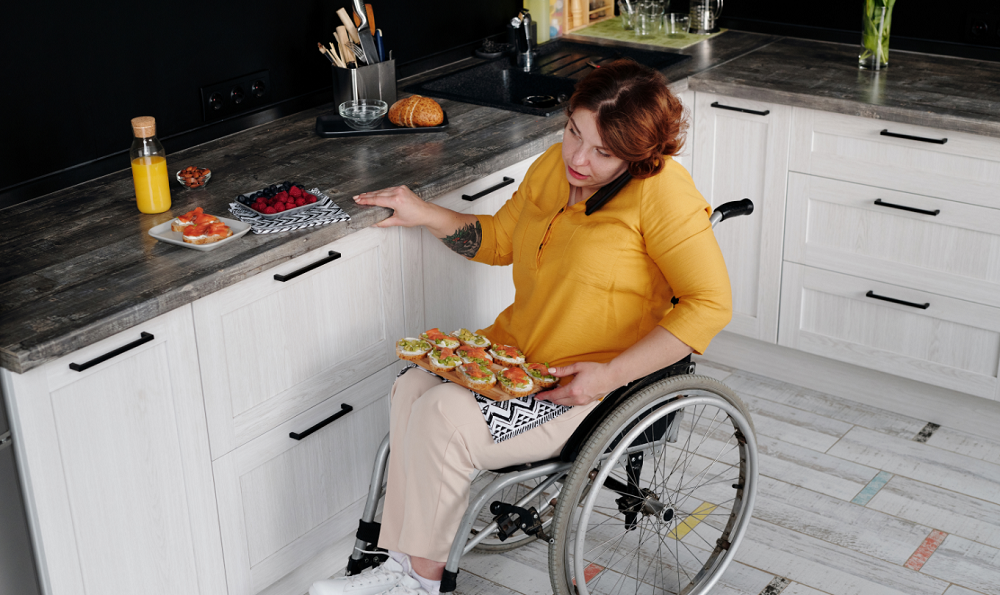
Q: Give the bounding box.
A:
[377,367,600,562]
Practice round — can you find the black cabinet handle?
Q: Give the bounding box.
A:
[874,199,940,216]
[462,177,514,201]
[880,129,947,145]
[274,251,342,282]
[710,102,770,117]
[865,290,930,310]
[289,403,353,440]
[69,332,154,371]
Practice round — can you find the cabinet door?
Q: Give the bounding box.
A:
[401,155,537,336]
[674,89,695,175]
[692,92,791,343]
[213,365,394,595]
[194,226,404,458]
[1,306,225,595]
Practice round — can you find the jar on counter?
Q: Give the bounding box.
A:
[130,116,171,214]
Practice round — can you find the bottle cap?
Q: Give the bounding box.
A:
[131,116,157,138]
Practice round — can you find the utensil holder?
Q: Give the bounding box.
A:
[332,60,397,107]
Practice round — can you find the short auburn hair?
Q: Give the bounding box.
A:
[567,59,686,179]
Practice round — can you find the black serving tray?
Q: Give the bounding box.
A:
[315,111,449,137]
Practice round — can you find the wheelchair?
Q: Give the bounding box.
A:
[346,200,758,595]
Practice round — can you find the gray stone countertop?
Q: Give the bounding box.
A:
[2,30,997,374]
[687,36,1000,138]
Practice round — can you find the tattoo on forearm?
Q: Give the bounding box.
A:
[441,221,483,258]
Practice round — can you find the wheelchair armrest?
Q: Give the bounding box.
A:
[557,355,694,463]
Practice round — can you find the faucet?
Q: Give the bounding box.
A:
[516,9,535,71]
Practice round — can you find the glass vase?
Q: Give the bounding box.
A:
[859,0,895,70]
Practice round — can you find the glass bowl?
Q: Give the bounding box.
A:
[339,99,389,130]
[176,167,211,188]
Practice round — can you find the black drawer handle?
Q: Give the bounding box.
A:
[880,129,948,145]
[865,290,930,310]
[274,251,342,282]
[710,102,770,117]
[874,199,940,216]
[289,403,354,440]
[462,177,514,201]
[69,332,154,372]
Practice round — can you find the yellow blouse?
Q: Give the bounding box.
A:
[472,144,732,367]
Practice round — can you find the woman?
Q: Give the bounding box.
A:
[310,59,732,595]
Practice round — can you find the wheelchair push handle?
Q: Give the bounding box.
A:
[710,198,754,228]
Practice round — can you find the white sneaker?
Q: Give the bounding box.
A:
[384,575,430,595]
[309,557,411,595]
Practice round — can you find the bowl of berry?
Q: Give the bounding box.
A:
[236,182,322,218]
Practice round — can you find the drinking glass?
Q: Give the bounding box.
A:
[618,0,635,30]
[663,12,689,35]
[635,1,663,37]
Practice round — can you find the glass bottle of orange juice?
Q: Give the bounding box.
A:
[129,116,172,214]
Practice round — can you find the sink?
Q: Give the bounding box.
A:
[405,40,692,117]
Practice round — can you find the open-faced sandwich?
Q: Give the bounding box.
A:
[489,344,525,367]
[182,221,232,245]
[459,362,496,389]
[171,206,204,232]
[451,328,491,349]
[456,345,493,366]
[498,366,534,397]
[396,338,432,361]
[521,362,559,390]
[421,327,461,350]
[428,347,462,372]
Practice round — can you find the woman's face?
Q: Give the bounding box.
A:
[562,107,628,194]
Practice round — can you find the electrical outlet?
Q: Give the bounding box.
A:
[965,13,999,45]
[200,70,271,122]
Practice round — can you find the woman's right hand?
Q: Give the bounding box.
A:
[353,185,432,229]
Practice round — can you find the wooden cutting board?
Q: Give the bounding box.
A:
[400,355,568,401]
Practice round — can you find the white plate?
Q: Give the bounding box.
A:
[148,215,251,251]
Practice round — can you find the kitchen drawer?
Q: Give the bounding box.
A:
[214,365,394,595]
[401,154,537,336]
[785,173,1000,308]
[778,262,1000,400]
[789,108,1000,209]
[194,225,404,458]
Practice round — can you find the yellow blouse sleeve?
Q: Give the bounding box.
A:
[643,163,733,354]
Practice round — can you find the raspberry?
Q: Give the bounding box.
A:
[305,193,316,201]
[289,186,302,197]
[296,198,306,206]
[274,203,285,212]
[306,196,317,203]
[264,207,276,214]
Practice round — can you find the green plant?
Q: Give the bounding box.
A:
[861,0,896,66]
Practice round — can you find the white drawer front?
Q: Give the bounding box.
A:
[789,108,1000,209]
[195,226,404,457]
[785,173,1000,308]
[429,155,536,213]
[214,365,394,595]
[778,263,1000,400]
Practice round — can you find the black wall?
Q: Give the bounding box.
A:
[717,0,1000,60]
[0,0,519,208]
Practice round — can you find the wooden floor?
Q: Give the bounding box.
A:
[454,360,1000,595]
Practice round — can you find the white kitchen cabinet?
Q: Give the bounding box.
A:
[778,262,1000,400]
[692,92,792,343]
[401,155,537,337]
[789,108,1000,210]
[674,89,695,175]
[194,226,405,458]
[214,365,395,595]
[0,306,226,595]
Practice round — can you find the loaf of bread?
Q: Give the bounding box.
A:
[389,95,444,128]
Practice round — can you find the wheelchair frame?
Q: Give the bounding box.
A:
[344,199,758,595]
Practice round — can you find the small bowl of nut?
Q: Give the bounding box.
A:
[176,166,211,188]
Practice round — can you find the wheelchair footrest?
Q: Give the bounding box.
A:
[490,501,549,542]
[345,549,388,576]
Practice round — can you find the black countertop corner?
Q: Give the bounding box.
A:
[2,31,998,374]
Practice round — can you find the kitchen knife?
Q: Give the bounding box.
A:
[336,7,368,64]
[352,0,381,64]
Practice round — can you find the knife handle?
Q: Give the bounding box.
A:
[365,3,376,35]
[375,29,385,62]
[337,8,362,45]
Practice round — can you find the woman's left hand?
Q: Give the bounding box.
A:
[535,362,620,407]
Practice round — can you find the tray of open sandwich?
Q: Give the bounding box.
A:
[396,328,567,401]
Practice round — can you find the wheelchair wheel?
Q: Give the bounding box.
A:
[548,375,757,595]
[468,470,563,552]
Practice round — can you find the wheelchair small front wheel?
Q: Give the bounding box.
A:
[548,375,758,595]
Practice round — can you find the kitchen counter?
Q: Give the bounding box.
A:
[686,37,1000,139]
[2,31,998,374]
